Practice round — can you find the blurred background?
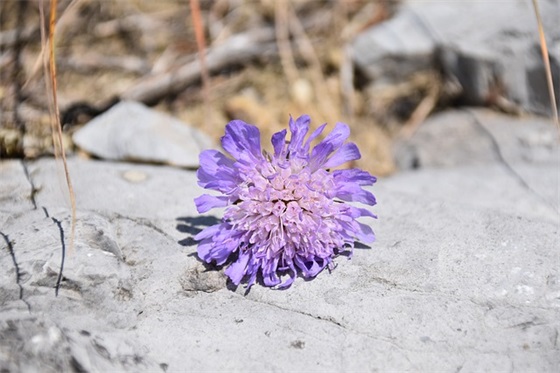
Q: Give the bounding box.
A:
[0,0,558,176]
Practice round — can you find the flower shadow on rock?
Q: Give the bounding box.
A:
[176,215,238,292]
[176,215,220,247]
[176,215,229,272]
[192,115,377,290]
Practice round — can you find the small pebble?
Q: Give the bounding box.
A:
[122,170,148,183]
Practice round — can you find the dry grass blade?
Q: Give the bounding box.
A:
[190,0,210,126]
[23,0,82,90]
[275,0,298,86]
[399,80,439,139]
[40,0,77,294]
[532,0,559,128]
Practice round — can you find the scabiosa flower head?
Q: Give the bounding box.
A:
[194,115,376,289]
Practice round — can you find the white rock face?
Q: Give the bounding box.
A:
[73,100,214,168]
[1,109,559,371]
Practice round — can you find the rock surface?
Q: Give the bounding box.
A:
[72,101,214,168]
[352,0,560,115]
[1,109,559,371]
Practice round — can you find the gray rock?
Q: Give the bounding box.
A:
[73,100,214,168]
[439,47,501,106]
[395,109,558,163]
[1,110,559,371]
[26,157,199,221]
[0,160,35,215]
[352,0,560,115]
[0,208,163,372]
[0,314,162,372]
[352,6,436,85]
[393,110,498,169]
[394,109,559,216]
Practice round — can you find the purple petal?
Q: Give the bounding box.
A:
[196,239,214,262]
[199,149,235,171]
[330,183,377,205]
[302,123,327,153]
[194,224,221,241]
[221,120,262,162]
[333,169,377,186]
[309,122,351,170]
[339,219,375,244]
[271,129,287,158]
[330,168,377,205]
[245,256,259,287]
[347,206,378,219]
[195,222,237,245]
[322,142,361,169]
[194,194,231,213]
[308,142,333,171]
[262,258,281,287]
[315,122,350,151]
[277,267,296,289]
[210,243,235,266]
[277,278,294,289]
[197,150,239,192]
[294,255,328,278]
[196,223,240,264]
[225,251,251,285]
[355,222,375,243]
[287,115,310,157]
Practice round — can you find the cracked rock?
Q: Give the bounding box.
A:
[0,161,35,214]
[1,107,559,371]
[0,315,161,372]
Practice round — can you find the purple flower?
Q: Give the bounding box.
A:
[194,115,377,289]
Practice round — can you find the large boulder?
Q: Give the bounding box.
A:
[73,101,214,168]
[352,1,560,115]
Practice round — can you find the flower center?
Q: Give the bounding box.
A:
[224,158,345,260]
